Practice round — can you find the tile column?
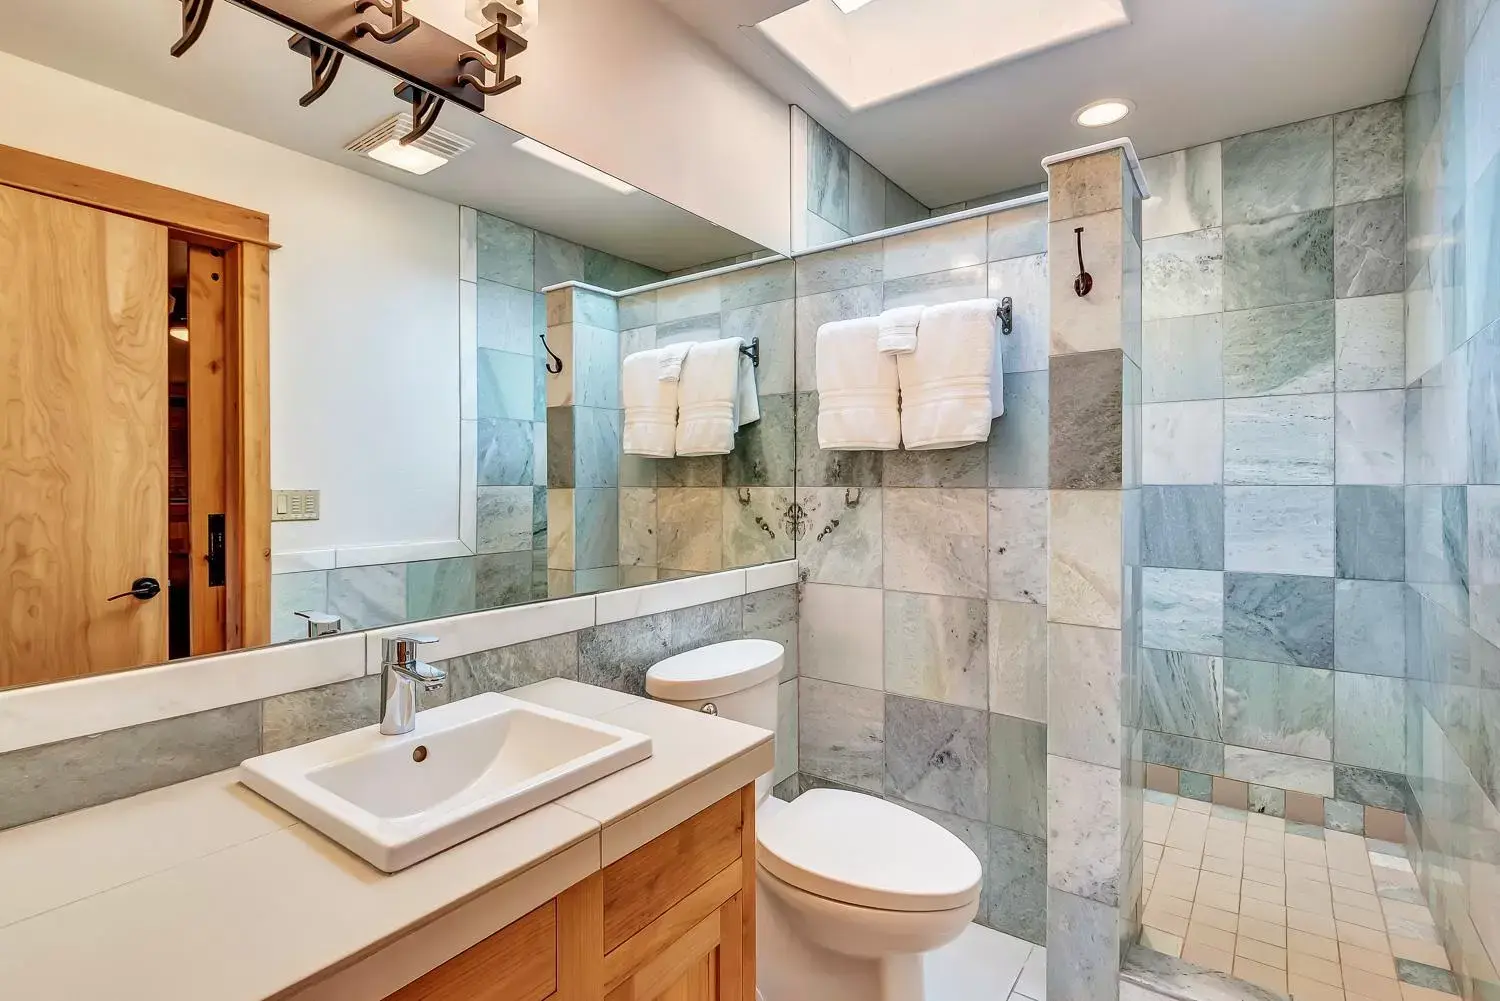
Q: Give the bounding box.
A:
[1043,142,1147,1000]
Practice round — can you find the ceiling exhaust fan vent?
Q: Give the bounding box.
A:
[346,112,474,161]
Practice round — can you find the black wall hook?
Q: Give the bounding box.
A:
[540,331,563,375]
[1073,226,1093,297]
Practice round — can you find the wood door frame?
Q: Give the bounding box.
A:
[0,143,272,649]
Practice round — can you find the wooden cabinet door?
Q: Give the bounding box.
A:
[607,895,744,1001]
[0,185,170,685]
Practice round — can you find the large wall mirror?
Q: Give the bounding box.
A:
[0,0,789,690]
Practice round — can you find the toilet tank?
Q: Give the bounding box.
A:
[645,640,783,802]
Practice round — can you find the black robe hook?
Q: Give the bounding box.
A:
[1073,226,1093,297]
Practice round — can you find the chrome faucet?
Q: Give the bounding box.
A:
[379,635,444,736]
[295,610,342,639]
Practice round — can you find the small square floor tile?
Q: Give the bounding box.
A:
[1288,931,1341,962]
[1394,959,1459,995]
[1183,941,1235,974]
[1235,955,1289,994]
[1342,966,1402,1001]
[1343,943,1398,977]
[1237,935,1288,970]
[1290,950,1345,987]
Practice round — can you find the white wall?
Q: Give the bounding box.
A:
[0,51,461,557]
[414,0,793,255]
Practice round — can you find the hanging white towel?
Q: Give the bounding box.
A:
[897,298,1001,450]
[816,317,900,450]
[876,305,923,355]
[622,348,680,457]
[657,341,693,382]
[675,338,744,456]
[737,351,761,428]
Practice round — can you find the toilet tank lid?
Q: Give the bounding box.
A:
[757,790,982,913]
[645,639,784,701]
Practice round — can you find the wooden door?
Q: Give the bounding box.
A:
[606,896,743,1001]
[0,185,170,685]
[186,244,228,655]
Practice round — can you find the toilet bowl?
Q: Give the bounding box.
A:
[645,640,982,1001]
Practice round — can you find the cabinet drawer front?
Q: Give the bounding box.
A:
[602,791,743,953]
[385,900,556,1001]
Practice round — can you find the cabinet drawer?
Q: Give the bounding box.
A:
[602,791,744,953]
[385,899,556,1001]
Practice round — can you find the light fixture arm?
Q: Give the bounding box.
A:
[457,21,526,97]
[171,0,216,57]
[288,33,345,107]
[393,84,446,146]
[354,0,421,44]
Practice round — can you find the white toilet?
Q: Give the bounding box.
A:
[645,639,982,1001]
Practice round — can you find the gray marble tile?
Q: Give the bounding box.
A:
[1334,764,1408,810]
[1050,349,1124,489]
[1142,567,1225,656]
[533,233,586,289]
[1142,228,1224,321]
[883,591,988,709]
[477,418,534,486]
[1247,784,1285,816]
[655,453,724,488]
[583,250,663,292]
[1141,649,1224,741]
[847,152,886,236]
[1048,623,1122,768]
[475,552,536,608]
[656,488,721,572]
[1336,485,1405,580]
[795,486,882,586]
[1335,102,1404,204]
[989,600,1048,723]
[885,695,988,821]
[1336,389,1405,484]
[726,394,795,487]
[1223,209,1335,311]
[881,264,987,310]
[571,324,620,410]
[793,283,883,393]
[722,486,794,567]
[1469,321,1500,484]
[1048,889,1121,1001]
[988,713,1048,838]
[476,212,533,289]
[722,299,794,395]
[1051,213,1125,356]
[271,570,328,644]
[1048,754,1121,905]
[1142,486,1224,571]
[800,584,883,690]
[405,557,475,621]
[881,442,987,488]
[1143,400,1224,484]
[987,828,1047,945]
[1223,117,1334,224]
[795,241,882,298]
[1144,313,1223,403]
[988,489,1048,603]
[1223,745,1334,797]
[261,675,392,753]
[446,634,580,699]
[988,253,1050,374]
[744,585,799,683]
[1334,579,1406,677]
[1049,149,1126,220]
[477,348,534,420]
[989,371,1050,488]
[1335,293,1406,391]
[327,564,406,630]
[1050,490,1123,628]
[573,488,619,571]
[883,216,987,281]
[1222,659,1334,759]
[807,117,850,232]
[988,202,1049,261]
[1224,393,1334,485]
[574,407,621,488]
[793,392,882,487]
[1396,959,1461,995]
[1223,572,1335,668]
[884,488,988,598]
[1334,673,1406,771]
[1123,947,1286,1001]
[655,313,721,348]
[478,485,534,554]
[1335,197,1406,297]
[477,279,536,354]
[546,407,575,488]
[578,611,671,696]
[717,259,793,312]
[1141,143,1223,239]
[799,678,885,792]
[885,179,929,228]
[666,596,743,655]
[618,487,656,568]
[1223,300,1335,396]
[1224,486,1336,576]
[1143,730,1225,773]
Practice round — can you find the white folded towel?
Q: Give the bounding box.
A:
[622,348,679,457]
[675,338,744,456]
[737,351,761,428]
[897,298,1001,450]
[877,305,923,355]
[816,317,900,450]
[657,341,693,382]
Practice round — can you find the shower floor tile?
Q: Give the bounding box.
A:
[1140,792,1457,1000]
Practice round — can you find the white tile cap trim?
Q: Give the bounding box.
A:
[1041,137,1150,200]
[0,634,366,755]
[362,595,596,675]
[594,568,747,625]
[746,560,798,591]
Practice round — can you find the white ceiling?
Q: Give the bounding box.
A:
[0,0,763,271]
[658,0,1437,207]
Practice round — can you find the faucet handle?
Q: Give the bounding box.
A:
[383,634,439,665]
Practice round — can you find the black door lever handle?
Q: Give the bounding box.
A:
[107,577,162,601]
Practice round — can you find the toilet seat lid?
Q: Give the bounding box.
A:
[757,790,982,912]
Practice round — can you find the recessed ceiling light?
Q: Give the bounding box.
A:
[1075,99,1133,128]
[347,112,473,176]
[830,0,877,12]
[512,137,637,195]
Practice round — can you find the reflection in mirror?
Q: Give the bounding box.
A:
[0,0,783,690]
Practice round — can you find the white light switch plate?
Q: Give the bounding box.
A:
[272,489,320,522]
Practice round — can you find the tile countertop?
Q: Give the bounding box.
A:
[0,680,773,1001]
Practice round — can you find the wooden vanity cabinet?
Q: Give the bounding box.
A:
[384,785,756,1001]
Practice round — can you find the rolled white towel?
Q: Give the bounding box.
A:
[897,298,1000,449]
[877,305,923,355]
[622,348,679,457]
[817,317,900,450]
[675,338,744,456]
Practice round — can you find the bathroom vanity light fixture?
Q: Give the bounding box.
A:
[512,138,637,194]
[1075,98,1133,128]
[348,112,474,175]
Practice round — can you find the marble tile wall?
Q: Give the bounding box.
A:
[788,199,1052,947]
[796,107,931,249]
[1400,1,1500,998]
[1135,103,1422,854]
[0,585,798,831]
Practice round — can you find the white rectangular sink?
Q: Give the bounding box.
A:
[238,692,652,872]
